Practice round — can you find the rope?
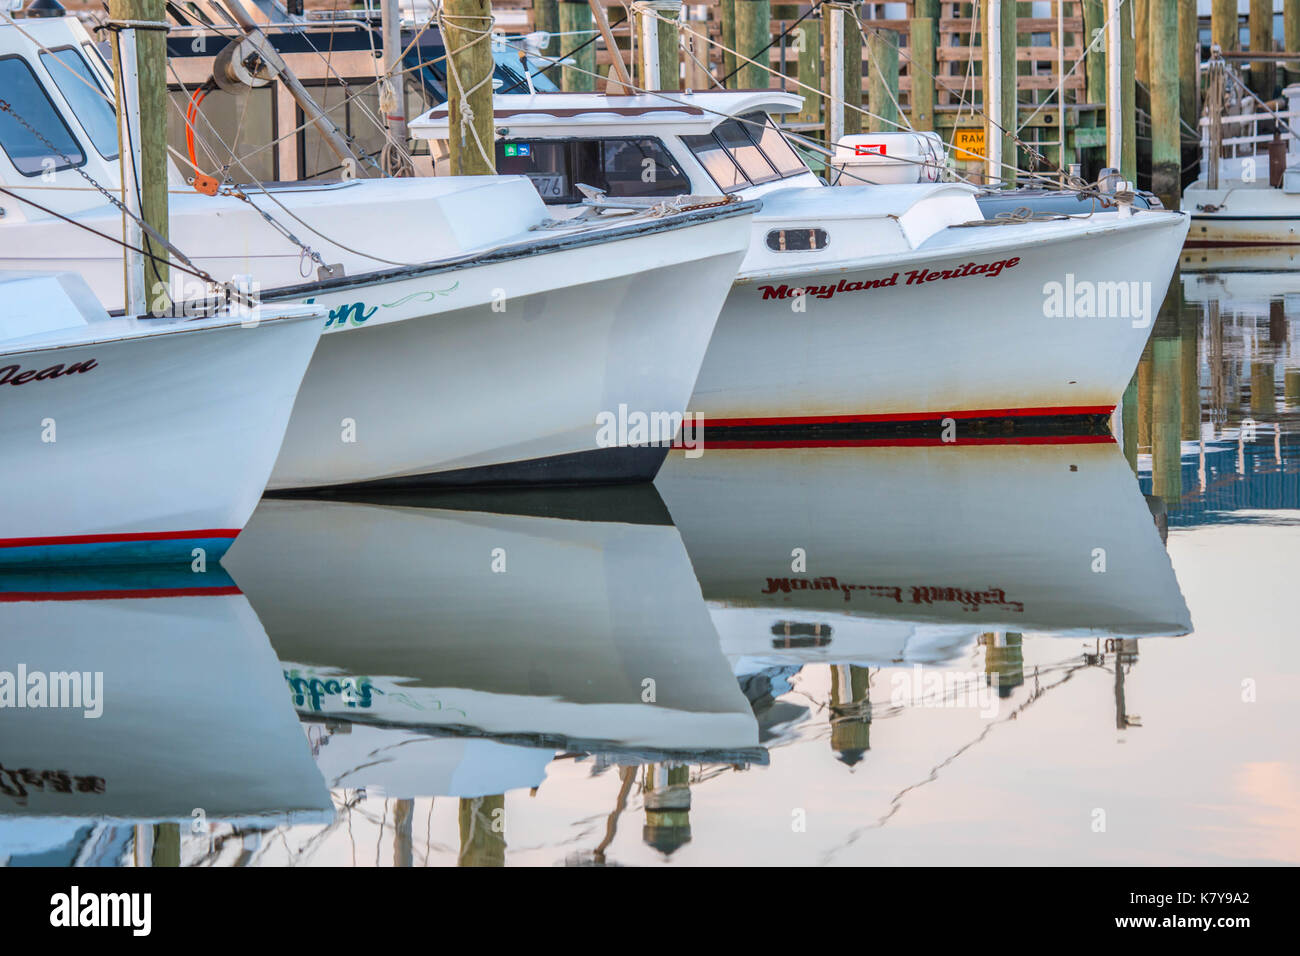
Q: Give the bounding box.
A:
[954,204,1073,226]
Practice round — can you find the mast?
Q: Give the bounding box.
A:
[381,0,408,154]
[987,0,1003,184]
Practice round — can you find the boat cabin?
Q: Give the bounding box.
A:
[0,14,158,225]
[409,91,825,203]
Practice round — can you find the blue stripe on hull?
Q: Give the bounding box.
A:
[0,564,238,597]
[0,537,235,570]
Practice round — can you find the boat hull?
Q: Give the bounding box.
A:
[265,212,749,490]
[1183,184,1300,247]
[689,211,1190,431]
[0,317,319,568]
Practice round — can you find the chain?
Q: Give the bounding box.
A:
[0,96,218,287]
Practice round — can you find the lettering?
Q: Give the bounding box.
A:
[757,256,1020,303]
[0,358,97,386]
[0,762,106,806]
[761,577,1023,611]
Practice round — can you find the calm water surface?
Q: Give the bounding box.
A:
[3,262,1298,866]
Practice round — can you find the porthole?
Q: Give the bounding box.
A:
[766,228,829,251]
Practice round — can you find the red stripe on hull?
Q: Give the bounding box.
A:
[0,528,241,550]
[698,405,1114,429]
[695,435,1116,449]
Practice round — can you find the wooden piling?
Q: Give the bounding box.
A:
[1083,0,1106,106]
[1207,54,1225,188]
[721,0,737,87]
[1135,0,1150,86]
[532,0,560,83]
[557,0,596,92]
[735,0,772,90]
[1249,0,1275,99]
[1121,0,1136,181]
[1181,287,1200,442]
[458,795,506,867]
[1286,0,1300,85]
[151,823,180,867]
[1251,358,1275,417]
[110,0,169,310]
[1152,285,1183,505]
[909,15,936,131]
[844,8,862,135]
[867,29,900,132]
[1121,374,1139,471]
[1212,0,1239,52]
[1149,0,1180,208]
[910,2,938,132]
[1137,341,1153,451]
[1180,0,1199,133]
[795,18,822,124]
[445,0,497,173]
[682,19,711,90]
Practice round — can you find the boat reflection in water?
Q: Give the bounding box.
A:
[0,570,332,866]
[2,436,1198,866]
[658,440,1192,667]
[222,487,764,862]
[656,440,1191,759]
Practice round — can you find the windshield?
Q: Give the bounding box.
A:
[40,47,119,161]
[497,137,692,204]
[0,55,86,177]
[683,112,809,192]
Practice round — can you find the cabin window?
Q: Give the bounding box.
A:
[766,228,829,251]
[496,137,691,203]
[40,47,119,161]
[712,118,780,184]
[680,131,748,192]
[684,114,809,192]
[0,56,86,177]
[741,111,808,177]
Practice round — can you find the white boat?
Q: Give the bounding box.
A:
[0,15,755,488]
[220,490,763,798]
[1183,78,1300,247]
[0,270,320,567]
[413,91,1191,434]
[655,440,1192,675]
[0,568,332,841]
